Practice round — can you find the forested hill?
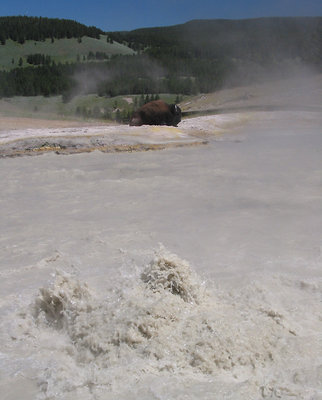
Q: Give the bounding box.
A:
[110,17,322,67]
[107,16,322,92]
[0,16,103,44]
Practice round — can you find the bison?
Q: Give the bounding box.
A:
[129,100,182,127]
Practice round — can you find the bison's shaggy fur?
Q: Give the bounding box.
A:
[129,100,182,127]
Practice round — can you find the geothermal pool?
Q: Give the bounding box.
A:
[0,111,321,399]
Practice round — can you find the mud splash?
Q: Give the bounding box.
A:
[10,247,322,399]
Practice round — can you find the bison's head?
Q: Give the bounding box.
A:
[170,104,182,126]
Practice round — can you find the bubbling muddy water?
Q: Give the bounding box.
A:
[2,246,321,400]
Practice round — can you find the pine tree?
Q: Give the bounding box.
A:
[115,109,121,123]
[75,106,81,116]
[93,105,100,118]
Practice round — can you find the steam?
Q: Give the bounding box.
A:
[224,58,321,90]
[69,55,167,99]
[72,67,111,96]
[178,18,322,94]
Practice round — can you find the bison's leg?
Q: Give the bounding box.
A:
[129,111,143,126]
[129,117,142,126]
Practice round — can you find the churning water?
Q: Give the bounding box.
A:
[1,244,321,399]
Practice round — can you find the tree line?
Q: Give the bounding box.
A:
[0,54,221,98]
[26,53,52,66]
[0,16,103,45]
[0,63,74,97]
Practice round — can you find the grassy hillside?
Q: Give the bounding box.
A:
[0,35,135,70]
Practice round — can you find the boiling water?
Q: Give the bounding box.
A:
[2,245,322,399]
[0,111,321,399]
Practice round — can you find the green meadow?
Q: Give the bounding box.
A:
[0,35,135,70]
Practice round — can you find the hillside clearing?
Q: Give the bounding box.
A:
[0,35,135,70]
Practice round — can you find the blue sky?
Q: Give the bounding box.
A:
[1,0,321,31]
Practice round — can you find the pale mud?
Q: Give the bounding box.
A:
[0,117,106,131]
[0,107,321,399]
[0,123,208,157]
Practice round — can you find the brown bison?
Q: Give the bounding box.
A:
[129,100,182,127]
